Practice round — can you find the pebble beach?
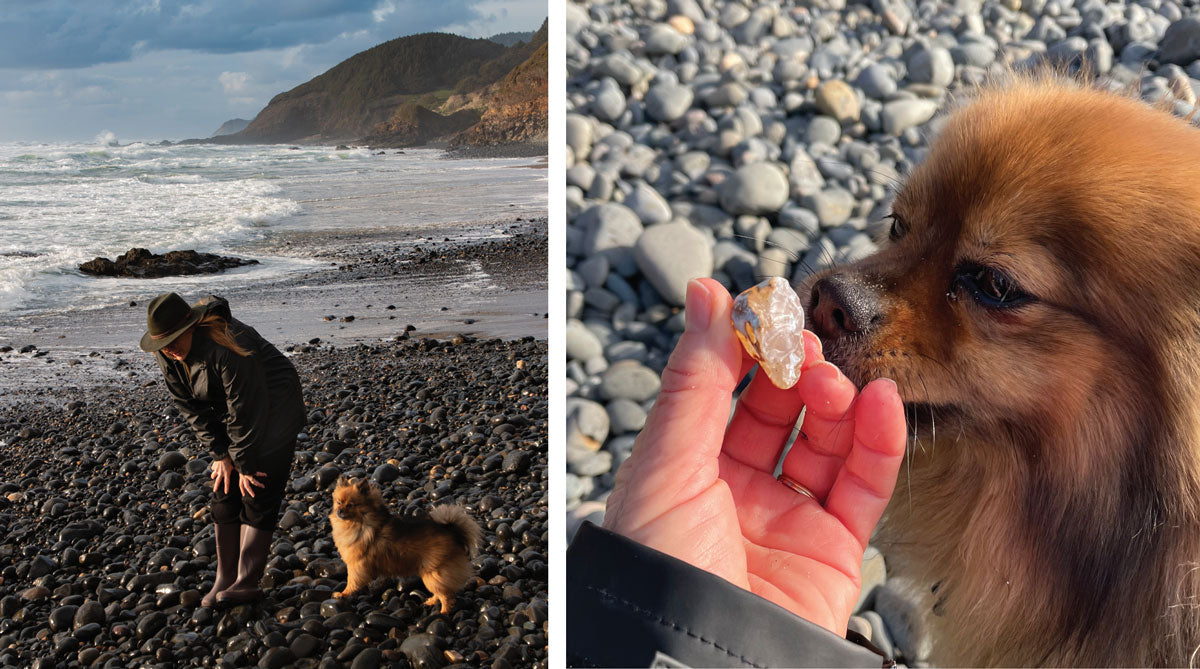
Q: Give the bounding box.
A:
[0,212,548,667]
[563,0,1200,663]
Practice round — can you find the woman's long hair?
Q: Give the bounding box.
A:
[193,297,252,357]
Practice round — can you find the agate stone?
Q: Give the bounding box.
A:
[730,277,806,389]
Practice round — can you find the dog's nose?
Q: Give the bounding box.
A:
[337,510,348,519]
[809,274,884,339]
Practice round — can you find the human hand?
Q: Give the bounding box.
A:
[603,278,907,637]
[210,456,235,494]
[238,470,268,498]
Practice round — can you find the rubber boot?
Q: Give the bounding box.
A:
[200,523,241,607]
[214,525,273,605]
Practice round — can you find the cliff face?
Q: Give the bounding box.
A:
[451,39,548,148]
[224,33,509,144]
[359,104,481,147]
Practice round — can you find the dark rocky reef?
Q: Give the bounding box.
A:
[78,248,258,279]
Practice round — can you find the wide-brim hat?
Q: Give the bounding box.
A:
[139,292,205,353]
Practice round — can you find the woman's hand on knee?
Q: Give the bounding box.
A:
[211,456,234,494]
[238,471,268,498]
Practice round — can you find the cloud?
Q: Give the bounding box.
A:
[373,1,397,23]
[219,71,249,93]
[0,0,546,70]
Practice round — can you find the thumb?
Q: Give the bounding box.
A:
[618,279,742,483]
[638,279,742,462]
[605,278,743,535]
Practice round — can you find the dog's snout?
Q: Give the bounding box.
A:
[810,275,884,340]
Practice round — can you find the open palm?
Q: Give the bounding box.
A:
[604,278,906,637]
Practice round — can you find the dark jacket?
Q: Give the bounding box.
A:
[155,298,305,474]
[567,522,892,668]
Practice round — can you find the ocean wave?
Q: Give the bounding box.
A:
[0,141,545,315]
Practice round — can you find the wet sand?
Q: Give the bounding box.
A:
[0,216,546,402]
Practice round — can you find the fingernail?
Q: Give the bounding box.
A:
[684,279,713,332]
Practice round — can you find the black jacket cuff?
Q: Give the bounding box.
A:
[567,522,890,668]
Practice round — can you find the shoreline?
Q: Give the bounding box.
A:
[169,136,549,161]
[0,216,546,403]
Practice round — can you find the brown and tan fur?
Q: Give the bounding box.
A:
[329,477,482,614]
[799,73,1200,666]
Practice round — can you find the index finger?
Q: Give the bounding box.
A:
[629,279,744,469]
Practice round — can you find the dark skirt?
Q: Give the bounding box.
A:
[210,441,295,529]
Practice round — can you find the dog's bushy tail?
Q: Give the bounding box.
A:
[430,505,483,557]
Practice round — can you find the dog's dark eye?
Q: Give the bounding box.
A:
[954,263,1032,309]
[887,213,909,242]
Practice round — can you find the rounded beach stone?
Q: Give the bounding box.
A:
[576,255,609,289]
[600,361,662,403]
[806,116,842,146]
[907,46,955,87]
[566,319,604,361]
[624,182,673,224]
[578,203,644,261]
[570,450,612,477]
[607,398,648,434]
[591,80,627,122]
[156,451,187,472]
[566,397,610,451]
[1160,17,1200,65]
[881,99,939,135]
[718,162,789,215]
[645,82,695,122]
[565,114,593,159]
[73,600,105,629]
[644,24,689,54]
[633,221,713,306]
[805,188,856,228]
[814,80,860,123]
[855,64,898,99]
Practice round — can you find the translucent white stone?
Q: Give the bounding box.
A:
[730,277,806,389]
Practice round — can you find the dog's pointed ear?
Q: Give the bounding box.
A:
[357,478,372,493]
[336,475,350,488]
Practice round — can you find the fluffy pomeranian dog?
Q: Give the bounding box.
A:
[798,73,1200,666]
[329,477,482,613]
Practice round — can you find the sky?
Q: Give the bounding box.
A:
[0,0,547,143]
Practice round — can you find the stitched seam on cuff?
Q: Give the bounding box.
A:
[579,583,766,668]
